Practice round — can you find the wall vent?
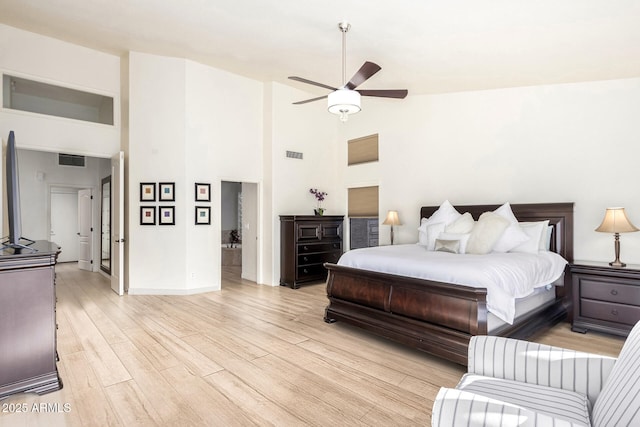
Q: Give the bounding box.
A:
[286,150,303,160]
[58,153,86,167]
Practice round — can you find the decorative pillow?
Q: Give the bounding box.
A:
[445,212,475,234]
[466,212,510,255]
[491,203,531,253]
[438,232,471,254]
[511,220,549,253]
[418,200,462,246]
[435,239,460,254]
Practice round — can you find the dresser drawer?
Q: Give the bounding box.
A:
[298,251,341,266]
[298,242,341,254]
[297,264,328,280]
[580,299,640,326]
[580,278,640,305]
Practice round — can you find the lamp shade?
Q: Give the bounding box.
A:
[383,210,401,226]
[328,89,361,122]
[595,207,639,233]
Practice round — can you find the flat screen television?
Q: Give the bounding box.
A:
[2,131,35,252]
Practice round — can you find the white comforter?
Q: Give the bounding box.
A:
[337,244,567,324]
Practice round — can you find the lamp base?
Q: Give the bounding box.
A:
[609,260,626,268]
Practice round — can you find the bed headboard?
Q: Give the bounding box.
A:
[420,203,574,263]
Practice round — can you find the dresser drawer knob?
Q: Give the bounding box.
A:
[610,289,618,296]
[303,246,309,251]
[303,256,308,262]
[611,309,619,316]
[303,268,308,273]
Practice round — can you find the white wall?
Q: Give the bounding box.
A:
[267,82,342,285]
[127,52,265,293]
[0,25,120,157]
[338,78,640,264]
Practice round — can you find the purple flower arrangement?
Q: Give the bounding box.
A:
[309,188,328,215]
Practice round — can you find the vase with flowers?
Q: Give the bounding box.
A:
[309,188,327,215]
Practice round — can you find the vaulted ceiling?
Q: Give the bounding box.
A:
[2,0,640,96]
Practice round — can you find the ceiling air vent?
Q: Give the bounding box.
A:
[58,153,86,167]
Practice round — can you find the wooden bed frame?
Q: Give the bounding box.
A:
[324,203,574,365]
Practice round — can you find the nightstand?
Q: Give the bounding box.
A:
[570,261,640,337]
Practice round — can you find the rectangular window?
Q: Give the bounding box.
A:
[348,186,379,217]
[348,134,378,165]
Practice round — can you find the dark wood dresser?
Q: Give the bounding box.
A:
[570,260,640,337]
[280,215,343,289]
[0,241,62,398]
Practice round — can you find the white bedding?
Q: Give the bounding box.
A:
[337,244,567,324]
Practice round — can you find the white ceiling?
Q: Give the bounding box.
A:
[2,0,640,96]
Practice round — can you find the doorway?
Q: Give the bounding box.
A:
[49,185,93,270]
[221,181,258,284]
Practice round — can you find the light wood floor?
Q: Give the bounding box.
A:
[1,264,625,426]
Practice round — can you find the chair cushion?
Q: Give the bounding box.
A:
[457,373,591,426]
[591,321,640,426]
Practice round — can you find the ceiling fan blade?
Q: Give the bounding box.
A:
[293,95,328,105]
[358,89,408,99]
[345,61,382,90]
[288,76,337,91]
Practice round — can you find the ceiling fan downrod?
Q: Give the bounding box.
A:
[338,21,351,87]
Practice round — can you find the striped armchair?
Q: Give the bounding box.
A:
[432,321,640,427]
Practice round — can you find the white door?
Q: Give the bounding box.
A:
[77,188,93,271]
[51,190,78,262]
[111,151,125,295]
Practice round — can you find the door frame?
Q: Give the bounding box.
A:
[219,179,261,286]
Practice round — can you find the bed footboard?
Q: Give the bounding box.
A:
[324,263,489,365]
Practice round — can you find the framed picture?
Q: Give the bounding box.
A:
[140,206,156,225]
[140,182,156,202]
[159,206,175,225]
[195,206,211,225]
[195,182,211,202]
[159,182,175,202]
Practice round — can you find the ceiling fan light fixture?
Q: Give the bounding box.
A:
[328,89,361,122]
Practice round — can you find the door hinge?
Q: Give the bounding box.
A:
[91,195,94,199]
[91,227,94,232]
[90,260,93,264]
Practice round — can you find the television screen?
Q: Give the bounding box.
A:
[2,131,35,251]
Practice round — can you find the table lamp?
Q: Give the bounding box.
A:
[382,210,402,245]
[595,207,638,267]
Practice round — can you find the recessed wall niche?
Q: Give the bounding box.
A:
[2,74,114,125]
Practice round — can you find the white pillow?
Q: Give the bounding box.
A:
[445,212,475,234]
[511,220,551,253]
[425,222,446,250]
[418,200,462,246]
[466,212,510,255]
[492,203,530,253]
[438,232,471,254]
[418,218,430,246]
[511,220,550,253]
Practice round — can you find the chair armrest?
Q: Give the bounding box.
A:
[432,387,589,427]
[467,335,616,407]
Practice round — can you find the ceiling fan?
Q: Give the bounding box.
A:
[289,22,408,122]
